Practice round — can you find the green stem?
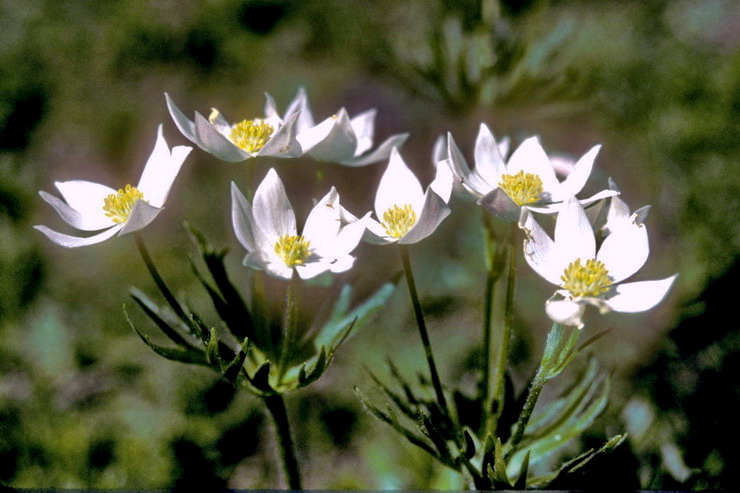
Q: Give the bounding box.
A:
[263,393,302,489]
[134,233,195,332]
[486,223,517,437]
[507,371,546,452]
[399,244,448,412]
[480,214,499,426]
[278,277,299,384]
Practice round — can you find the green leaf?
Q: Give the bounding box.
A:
[297,346,327,388]
[130,288,200,350]
[367,369,420,422]
[463,428,476,460]
[249,361,273,393]
[223,336,250,383]
[514,450,530,490]
[491,437,510,488]
[206,328,221,370]
[124,305,208,366]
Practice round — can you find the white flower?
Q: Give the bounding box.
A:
[447,123,616,221]
[362,147,453,244]
[519,195,677,328]
[165,88,305,162]
[294,95,409,167]
[34,126,191,248]
[231,168,368,280]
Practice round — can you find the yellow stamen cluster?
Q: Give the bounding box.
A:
[229,119,274,153]
[382,204,417,239]
[498,171,544,206]
[103,185,144,223]
[561,258,612,298]
[274,234,311,267]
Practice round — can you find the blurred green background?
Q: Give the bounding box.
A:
[1,0,738,489]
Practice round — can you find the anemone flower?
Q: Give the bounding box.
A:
[448,123,616,221]
[231,168,368,280]
[34,126,191,248]
[519,195,677,328]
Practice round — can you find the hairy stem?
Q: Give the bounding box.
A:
[263,393,302,489]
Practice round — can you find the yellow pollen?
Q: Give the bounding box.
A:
[274,234,311,267]
[498,170,544,206]
[229,119,274,153]
[382,204,417,238]
[561,258,612,298]
[102,184,145,223]
[208,108,221,123]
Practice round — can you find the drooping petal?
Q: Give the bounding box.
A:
[258,111,303,158]
[554,195,596,262]
[349,108,376,156]
[604,275,678,313]
[39,190,113,231]
[519,209,565,285]
[165,93,198,143]
[137,125,192,207]
[597,221,649,283]
[302,187,341,254]
[545,298,586,328]
[398,189,451,244]
[54,180,118,226]
[194,112,251,162]
[560,145,601,195]
[340,133,409,167]
[252,168,296,242]
[473,123,506,188]
[505,137,560,193]
[33,224,122,248]
[374,147,424,219]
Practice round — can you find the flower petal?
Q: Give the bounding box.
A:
[398,189,450,244]
[119,200,162,235]
[39,190,113,231]
[374,147,424,219]
[231,182,268,252]
[54,180,117,224]
[432,134,447,166]
[302,187,341,254]
[258,110,303,158]
[165,93,198,143]
[473,123,506,188]
[252,168,296,243]
[326,212,370,257]
[296,259,333,280]
[283,87,315,131]
[363,218,397,245]
[545,298,586,328]
[340,133,409,167]
[560,145,600,195]
[506,137,560,193]
[605,275,678,313]
[478,188,521,223]
[305,109,357,162]
[519,209,564,285]
[137,125,192,207]
[447,133,491,196]
[194,112,251,162]
[349,108,376,156]
[328,254,356,273]
[33,224,122,248]
[597,221,649,283]
[554,195,595,262]
[429,158,453,204]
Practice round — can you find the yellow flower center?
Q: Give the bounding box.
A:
[274,234,311,267]
[102,184,145,223]
[382,204,417,238]
[498,171,544,206]
[561,258,612,298]
[229,119,274,153]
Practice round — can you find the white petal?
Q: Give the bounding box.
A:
[326,213,369,256]
[364,218,397,245]
[262,259,294,280]
[329,254,356,273]
[473,123,506,188]
[193,112,251,162]
[505,137,560,193]
[296,260,333,280]
[374,147,424,219]
[258,111,303,158]
[429,158,453,203]
[119,200,162,235]
[302,187,341,254]
[519,209,565,285]
[39,190,114,231]
[560,145,600,195]
[33,224,122,248]
[283,87,315,131]
[349,108,376,156]
[447,132,491,196]
[164,93,197,143]
[252,168,296,243]
[597,222,649,283]
[605,275,677,313]
[554,195,595,262]
[545,298,586,328]
[54,180,117,225]
[231,182,267,252]
[340,133,409,167]
[398,189,450,244]
[296,116,335,152]
[137,125,192,207]
[432,134,447,166]
[305,109,357,162]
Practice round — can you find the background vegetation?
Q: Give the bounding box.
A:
[1,0,738,488]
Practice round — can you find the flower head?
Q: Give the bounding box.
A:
[363,147,453,244]
[519,195,677,328]
[231,169,368,280]
[165,88,305,162]
[34,126,191,247]
[293,95,409,167]
[447,123,616,221]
